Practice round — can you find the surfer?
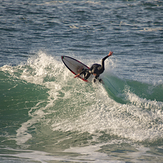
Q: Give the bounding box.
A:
[74,51,113,82]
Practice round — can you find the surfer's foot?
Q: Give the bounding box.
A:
[99,79,102,83]
[93,78,102,83]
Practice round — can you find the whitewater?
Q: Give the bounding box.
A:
[0,0,163,162]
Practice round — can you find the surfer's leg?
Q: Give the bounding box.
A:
[93,75,99,83]
[84,70,91,80]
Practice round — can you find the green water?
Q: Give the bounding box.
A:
[1,0,163,162]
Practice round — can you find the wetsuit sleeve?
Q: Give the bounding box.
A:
[101,55,109,67]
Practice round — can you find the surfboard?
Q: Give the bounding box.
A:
[61,56,93,82]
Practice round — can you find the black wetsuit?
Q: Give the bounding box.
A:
[80,55,109,81]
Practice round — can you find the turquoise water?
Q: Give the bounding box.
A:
[0,0,163,162]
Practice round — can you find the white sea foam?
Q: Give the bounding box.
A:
[1,142,160,163]
[51,82,163,142]
[1,52,163,147]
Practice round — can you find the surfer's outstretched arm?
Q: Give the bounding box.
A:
[102,51,113,64]
[100,51,113,71]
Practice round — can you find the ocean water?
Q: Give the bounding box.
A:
[0,0,163,162]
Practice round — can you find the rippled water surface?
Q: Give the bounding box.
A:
[0,0,163,162]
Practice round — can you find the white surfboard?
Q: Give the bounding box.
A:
[61,56,93,82]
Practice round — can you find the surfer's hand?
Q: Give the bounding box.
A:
[74,74,80,78]
[108,51,113,56]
